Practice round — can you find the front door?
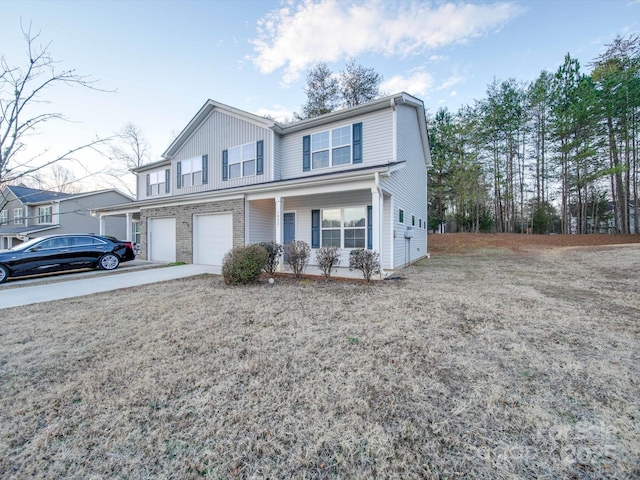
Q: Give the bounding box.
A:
[283,213,295,245]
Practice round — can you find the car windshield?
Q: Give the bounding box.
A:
[9,237,48,251]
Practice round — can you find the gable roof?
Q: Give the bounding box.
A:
[160,92,431,166]
[5,185,73,204]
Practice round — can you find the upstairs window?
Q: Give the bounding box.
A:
[180,157,202,188]
[38,206,52,224]
[0,210,7,225]
[13,208,23,224]
[147,169,169,196]
[229,142,256,179]
[303,123,362,172]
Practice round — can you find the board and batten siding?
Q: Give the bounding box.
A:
[273,134,282,181]
[247,199,275,244]
[171,109,273,195]
[279,108,394,181]
[386,103,428,267]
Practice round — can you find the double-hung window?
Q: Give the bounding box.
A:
[0,210,7,225]
[180,157,202,188]
[304,123,361,172]
[147,170,169,196]
[320,207,367,249]
[311,126,351,169]
[13,208,24,224]
[38,206,52,224]
[229,143,256,179]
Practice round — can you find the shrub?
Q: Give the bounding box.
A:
[349,249,380,283]
[221,245,268,285]
[283,240,310,278]
[259,242,283,275]
[315,246,341,279]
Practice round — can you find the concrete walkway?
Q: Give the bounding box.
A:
[0,264,220,309]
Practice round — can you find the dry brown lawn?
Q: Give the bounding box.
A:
[1,242,639,479]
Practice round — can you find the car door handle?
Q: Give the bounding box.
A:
[59,249,70,252]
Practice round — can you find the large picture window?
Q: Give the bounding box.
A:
[312,126,352,170]
[321,207,366,248]
[228,142,256,179]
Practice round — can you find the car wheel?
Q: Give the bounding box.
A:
[0,265,8,284]
[99,254,120,271]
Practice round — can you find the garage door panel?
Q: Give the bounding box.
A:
[194,213,233,266]
[148,217,176,262]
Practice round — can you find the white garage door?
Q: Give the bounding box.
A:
[148,217,176,262]
[193,213,233,266]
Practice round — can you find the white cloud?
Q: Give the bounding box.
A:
[251,0,522,84]
[380,71,434,97]
[429,54,449,62]
[436,75,464,91]
[450,90,458,97]
[253,105,295,123]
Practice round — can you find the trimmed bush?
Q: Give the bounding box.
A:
[283,240,310,278]
[259,242,283,275]
[315,246,341,279]
[349,249,380,283]
[221,245,269,285]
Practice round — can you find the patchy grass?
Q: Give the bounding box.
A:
[0,245,639,478]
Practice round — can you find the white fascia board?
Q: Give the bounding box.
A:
[133,159,172,173]
[139,194,246,211]
[246,177,376,201]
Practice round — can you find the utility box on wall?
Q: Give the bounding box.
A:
[404,227,414,239]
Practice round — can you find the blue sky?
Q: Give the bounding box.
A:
[1,0,638,190]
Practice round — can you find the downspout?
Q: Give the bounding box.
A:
[375,171,386,279]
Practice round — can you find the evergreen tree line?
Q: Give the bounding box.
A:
[428,35,640,234]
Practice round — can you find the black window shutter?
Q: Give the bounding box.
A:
[202,155,208,184]
[311,209,320,248]
[367,205,373,250]
[177,161,182,189]
[303,135,311,172]
[165,169,170,193]
[353,122,362,164]
[146,173,150,196]
[256,140,264,175]
[222,150,228,181]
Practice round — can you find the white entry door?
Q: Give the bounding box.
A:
[193,213,233,265]
[148,217,176,262]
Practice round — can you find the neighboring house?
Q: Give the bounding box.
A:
[96,93,431,274]
[0,185,133,249]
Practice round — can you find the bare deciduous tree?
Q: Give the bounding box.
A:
[0,22,111,196]
[103,122,150,196]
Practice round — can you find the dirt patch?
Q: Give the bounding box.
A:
[429,233,640,255]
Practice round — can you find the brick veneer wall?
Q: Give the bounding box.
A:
[139,198,244,263]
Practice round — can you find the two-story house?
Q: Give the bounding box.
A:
[0,185,133,250]
[95,92,431,274]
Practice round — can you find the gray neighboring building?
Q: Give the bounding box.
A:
[0,186,134,249]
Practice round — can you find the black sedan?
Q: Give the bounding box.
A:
[0,234,136,284]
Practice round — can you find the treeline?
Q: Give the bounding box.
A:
[428,35,640,234]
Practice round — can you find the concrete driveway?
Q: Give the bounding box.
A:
[0,263,221,309]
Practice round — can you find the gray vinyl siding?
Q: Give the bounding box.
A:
[247,199,275,244]
[273,133,282,181]
[387,104,428,268]
[279,109,393,180]
[138,167,172,200]
[0,192,25,226]
[283,190,372,265]
[55,191,132,238]
[172,109,273,195]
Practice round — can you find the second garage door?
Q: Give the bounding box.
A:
[193,213,233,266]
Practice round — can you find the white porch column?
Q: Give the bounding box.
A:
[99,215,106,236]
[126,213,133,242]
[371,186,381,254]
[274,196,284,272]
